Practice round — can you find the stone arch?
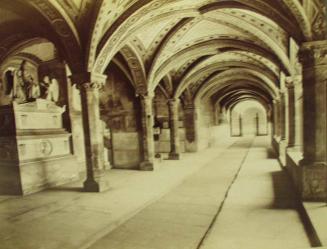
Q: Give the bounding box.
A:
[0,0,83,73]
[176,62,279,99]
[149,38,290,92]
[192,69,279,105]
[92,0,310,76]
[120,44,147,94]
[199,0,312,41]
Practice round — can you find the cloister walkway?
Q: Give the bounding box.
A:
[90,136,311,249]
[0,137,314,249]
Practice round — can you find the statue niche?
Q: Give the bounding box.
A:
[0,60,78,195]
[9,60,60,104]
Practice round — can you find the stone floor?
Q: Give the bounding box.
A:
[200,137,312,249]
[0,136,318,249]
[0,136,235,249]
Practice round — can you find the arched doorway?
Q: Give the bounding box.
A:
[231,100,268,136]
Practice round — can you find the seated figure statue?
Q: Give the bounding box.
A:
[26,76,41,101]
[12,69,27,103]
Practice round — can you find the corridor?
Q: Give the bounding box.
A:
[0,136,315,249]
[89,136,311,249]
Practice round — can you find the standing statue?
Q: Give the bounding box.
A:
[26,76,40,101]
[40,76,51,98]
[47,78,59,102]
[40,76,59,102]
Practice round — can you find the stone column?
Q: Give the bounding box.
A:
[272,98,281,155]
[184,103,198,152]
[293,76,304,150]
[279,90,288,165]
[273,98,281,138]
[280,91,287,141]
[139,93,155,171]
[299,40,327,201]
[71,73,109,192]
[168,98,180,160]
[286,78,296,147]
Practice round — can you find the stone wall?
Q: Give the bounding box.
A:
[100,64,142,169]
[196,98,230,150]
[154,128,186,153]
[111,132,141,169]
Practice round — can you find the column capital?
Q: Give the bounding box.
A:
[138,92,154,101]
[184,103,195,110]
[285,77,295,89]
[167,98,180,105]
[70,72,107,87]
[299,40,327,67]
[272,98,280,105]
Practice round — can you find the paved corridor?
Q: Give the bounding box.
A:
[0,137,313,249]
[200,137,311,249]
[89,137,311,249]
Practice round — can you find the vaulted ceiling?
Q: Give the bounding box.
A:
[0,0,326,111]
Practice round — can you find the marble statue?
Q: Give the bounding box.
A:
[13,68,27,103]
[26,76,41,101]
[8,61,61,104]
[47,78,59,102]
[38,76,60,103]
[40,76,51,98]
[11,60,42,103]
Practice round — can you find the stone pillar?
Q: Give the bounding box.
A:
[184,104,198,152]
[272,98,281,155]
[294,76,304,150]
[286,78,296,147]
[273,98,281,138]
[168,98,181,160]
[71,73,109,192]
[139,93,155,171]
[280,91,287,141]
[299,40,327,201]
[279,90,288,165]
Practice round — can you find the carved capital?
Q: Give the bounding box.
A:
[184,103,195,110]
[167,98,180,106]
[273,98,280,104]
[285,77,295,89]
[70,72,107,89]
[299,40,327,67]
[81,82,103,90]
[138,92,154,107]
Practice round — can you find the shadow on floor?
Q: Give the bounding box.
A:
[270,170,322,247]
[266,147,277,159]
[269,171,297,209]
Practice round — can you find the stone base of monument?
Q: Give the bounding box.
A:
[0,155,79,195]
[0,99,80,195]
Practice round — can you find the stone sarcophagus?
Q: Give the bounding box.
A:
[0,99,79,195]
